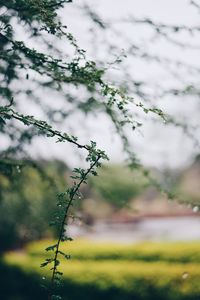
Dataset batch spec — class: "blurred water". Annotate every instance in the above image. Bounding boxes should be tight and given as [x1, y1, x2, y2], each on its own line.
[68, 217, 200, 243]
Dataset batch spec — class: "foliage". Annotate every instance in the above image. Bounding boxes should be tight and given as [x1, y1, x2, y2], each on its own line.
[0, 160, 67, 252]
[25, 239, 200, 264]
[0, 1, 116, 296]
[90, 164, 148, 208]
[3, 240, 200, 300]
[0, 0, 169, 296]
[175, 155, 200, 208]
[1, 0, 200, 298]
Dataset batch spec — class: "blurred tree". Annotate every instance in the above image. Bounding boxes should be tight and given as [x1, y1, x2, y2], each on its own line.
[176, 154, 200, 207]
[90, 165, 147, 209]
[0, 160, 68, 252]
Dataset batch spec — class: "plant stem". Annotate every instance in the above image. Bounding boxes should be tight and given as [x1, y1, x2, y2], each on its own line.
[48, 154, 101, 300]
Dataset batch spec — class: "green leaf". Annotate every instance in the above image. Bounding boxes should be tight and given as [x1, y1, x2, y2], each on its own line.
[45, 244, 57, 252]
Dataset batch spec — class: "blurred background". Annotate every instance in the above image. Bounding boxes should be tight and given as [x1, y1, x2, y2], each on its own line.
[1, 0, 200, 300]
[1, 157, 200, 300]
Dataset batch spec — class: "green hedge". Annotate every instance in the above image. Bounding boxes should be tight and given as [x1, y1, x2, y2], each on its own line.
[3, 240, 200, 300]
[26, 239, 200, 263]
[3, 255, 200, 300]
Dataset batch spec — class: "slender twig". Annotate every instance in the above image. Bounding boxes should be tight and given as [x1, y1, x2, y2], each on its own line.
[0, 108, 90, 150]
[48, 154, 101, 300]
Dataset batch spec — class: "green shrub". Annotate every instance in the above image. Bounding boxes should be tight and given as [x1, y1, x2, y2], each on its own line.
[4, 240, 200, 299]
[26, 239, 200, 264]
[4, 252, 200, 300]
